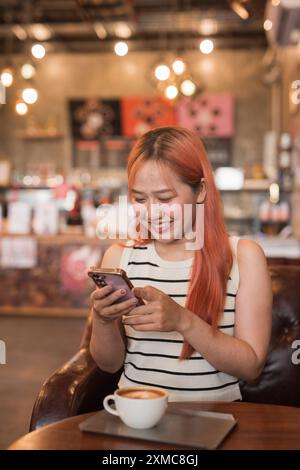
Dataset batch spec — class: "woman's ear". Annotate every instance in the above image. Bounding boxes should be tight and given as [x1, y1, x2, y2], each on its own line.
[196, 178, 207, 204]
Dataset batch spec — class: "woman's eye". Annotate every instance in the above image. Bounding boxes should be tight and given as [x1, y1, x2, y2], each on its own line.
[134, 199, 146, 203]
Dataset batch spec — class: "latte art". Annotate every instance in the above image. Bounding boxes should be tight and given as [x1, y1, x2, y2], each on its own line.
[119, 389, 164, 399]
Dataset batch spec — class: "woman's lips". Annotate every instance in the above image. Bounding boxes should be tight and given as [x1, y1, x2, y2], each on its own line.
[149, 220, 174, 233]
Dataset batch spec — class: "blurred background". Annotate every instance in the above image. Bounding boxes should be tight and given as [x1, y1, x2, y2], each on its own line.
[1, 0, 300, 449]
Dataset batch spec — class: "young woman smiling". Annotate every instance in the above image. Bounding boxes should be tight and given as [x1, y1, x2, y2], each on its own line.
[89, 126, 272, 402]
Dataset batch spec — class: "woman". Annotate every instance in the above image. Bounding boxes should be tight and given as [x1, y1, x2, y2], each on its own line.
[90, 126, 272, 402]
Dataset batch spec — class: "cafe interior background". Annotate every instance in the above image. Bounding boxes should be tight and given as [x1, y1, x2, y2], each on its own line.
[1, 0, 300, 449]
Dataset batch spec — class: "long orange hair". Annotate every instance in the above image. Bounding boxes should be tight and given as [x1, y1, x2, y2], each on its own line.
[126, 126, 233, 359]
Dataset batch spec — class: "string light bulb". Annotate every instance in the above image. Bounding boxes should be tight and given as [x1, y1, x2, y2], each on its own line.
[21, 63, 36, 80]
[114, 41, 128, 56]
[1, 68, 14, 87]
[154, 64, 170, 81]
[22, 87, 38, 104]
[15, 99, 28, 115]
[31, 43, 46, 59]
[165, 85, 178, 100]
[199, 39, 214, 54]
[172, 59, 186, 75]
[180, 79, 196, 96]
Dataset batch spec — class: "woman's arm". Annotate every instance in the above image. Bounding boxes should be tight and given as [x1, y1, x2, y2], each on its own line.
[89, 243, 127, 374]
[125, 240, 273, 382]
[178, 239, 273, 381]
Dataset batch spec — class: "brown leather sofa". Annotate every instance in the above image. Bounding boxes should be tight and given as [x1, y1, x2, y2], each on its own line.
[30, 260, 300, 431]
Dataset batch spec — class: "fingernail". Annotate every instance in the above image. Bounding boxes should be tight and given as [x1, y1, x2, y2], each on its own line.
[121, 289, 127, 294]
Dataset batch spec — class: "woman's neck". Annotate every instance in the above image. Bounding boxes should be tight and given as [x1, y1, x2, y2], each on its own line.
[153, 238, 194, 262]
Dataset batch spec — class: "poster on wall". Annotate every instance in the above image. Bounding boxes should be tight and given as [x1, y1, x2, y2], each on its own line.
[176, 95, 234, 168]
[176, 95, 235, 138]
[121, 97, 176, 137]
[69, 98, 121, 141]
[69, 98, 122, 167]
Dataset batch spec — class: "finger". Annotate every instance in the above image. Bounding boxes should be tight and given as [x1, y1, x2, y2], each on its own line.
[107, 306, 134, 320]
[132, 285, 162, 302]
[91, 284, 113, 301]
[122, 314, 156, 326]
[102, 297, 139, 317]
[124, 304, 153, 317]
[132, 323, 158, 331]
[100, 288, 130, 307]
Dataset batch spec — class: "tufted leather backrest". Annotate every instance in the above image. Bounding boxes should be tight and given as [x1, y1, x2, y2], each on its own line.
[240, 264, 300, 406]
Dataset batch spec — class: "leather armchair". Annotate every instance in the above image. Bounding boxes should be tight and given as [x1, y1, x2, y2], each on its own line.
[30, 262, 300, 431]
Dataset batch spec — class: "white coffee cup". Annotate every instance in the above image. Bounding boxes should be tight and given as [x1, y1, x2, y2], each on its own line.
[103, 386, 169, 429]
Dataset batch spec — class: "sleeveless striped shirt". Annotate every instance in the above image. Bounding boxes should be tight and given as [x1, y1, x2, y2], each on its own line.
[118, 236, 242, 402]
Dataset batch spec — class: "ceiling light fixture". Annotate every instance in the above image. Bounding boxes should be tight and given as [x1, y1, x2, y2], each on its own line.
[198, 19, 218, 35]
[31, 43, 46, 59]
[199, 39, 214, 54]
[12, 25, 27, 41]
[114, 41, 129, 56]
[29, 24, 52, 41]
[114, 22, 132, 39]
[165, 85, 178, 100]
[21, 63, 36, 80]
[0, 67, 14, 87]
[22, 87, 38, 104]
[180, 79, 197, 96]
[155, 64, 171, 81]
[230, 1, 250, 20]
[264, 19, 273, 32]
[15, 99, 28, 115]
[172, 59, 186, 75]
[94, 22, 107, 39]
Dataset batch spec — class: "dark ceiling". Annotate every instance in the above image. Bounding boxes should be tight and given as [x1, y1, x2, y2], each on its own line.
[0, 0, 268, 54]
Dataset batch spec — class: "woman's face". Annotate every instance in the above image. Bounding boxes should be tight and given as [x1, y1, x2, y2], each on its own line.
[131, 160, 203, 243]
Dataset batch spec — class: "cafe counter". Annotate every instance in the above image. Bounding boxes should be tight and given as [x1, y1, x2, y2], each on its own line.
[0, 231, 112, 317]
[0, 230, 299, 318]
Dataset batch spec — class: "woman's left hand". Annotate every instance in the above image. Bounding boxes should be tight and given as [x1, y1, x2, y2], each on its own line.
[122, 285, 191, 333]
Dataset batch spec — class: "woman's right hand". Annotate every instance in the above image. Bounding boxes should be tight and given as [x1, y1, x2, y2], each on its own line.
[90, 284, 139, 323]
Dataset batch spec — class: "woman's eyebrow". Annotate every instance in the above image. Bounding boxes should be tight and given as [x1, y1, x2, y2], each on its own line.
[132, 188, 175, 195]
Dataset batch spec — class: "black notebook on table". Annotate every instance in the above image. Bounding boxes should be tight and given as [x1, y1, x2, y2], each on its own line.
[79, 407, 237, 450]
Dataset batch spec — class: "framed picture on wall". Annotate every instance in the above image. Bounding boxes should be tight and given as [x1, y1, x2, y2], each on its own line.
[69, 98, 122, 167]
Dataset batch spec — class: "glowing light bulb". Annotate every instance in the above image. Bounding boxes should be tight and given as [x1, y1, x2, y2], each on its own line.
[154, 64, 170, 81]
[172, 59, 186, 75]
[21, 63, 36, 80]
[22, 87, 38, 104]
[199, 39, 214, 54]
[15, 100, 28, 115]
[31, 43, 46, 59]
[165, 85, 178, 100]
[180, 79, 196, 96]
[114, 41, 128, 56]
[1, 68, 14, 87]
[264, 19, 273, 31]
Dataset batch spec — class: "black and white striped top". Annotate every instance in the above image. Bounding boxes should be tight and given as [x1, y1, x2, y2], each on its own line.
[118, 236, 242, 402]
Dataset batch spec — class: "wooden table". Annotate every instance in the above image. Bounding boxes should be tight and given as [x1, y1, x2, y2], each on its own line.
[8, 401, 300, 450]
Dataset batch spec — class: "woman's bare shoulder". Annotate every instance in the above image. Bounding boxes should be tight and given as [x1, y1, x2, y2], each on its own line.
[236, 239, 269, 280]
[237, 239, 266, 262]
[100, 241, 133, 268]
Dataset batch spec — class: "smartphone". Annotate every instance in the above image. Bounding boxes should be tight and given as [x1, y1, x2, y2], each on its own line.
[88, 267, 145, 306]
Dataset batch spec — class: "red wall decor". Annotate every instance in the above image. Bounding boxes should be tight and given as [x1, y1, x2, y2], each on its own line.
[121, 97, 176, 137]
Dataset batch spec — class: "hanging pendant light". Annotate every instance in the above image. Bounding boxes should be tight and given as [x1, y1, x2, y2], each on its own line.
[1, 67, 14, 87]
